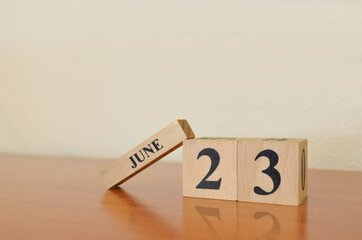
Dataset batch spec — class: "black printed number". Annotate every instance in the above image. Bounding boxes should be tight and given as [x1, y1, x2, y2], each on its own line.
[196, 148, 222, 190]
[254, 149, 281, 195]
[301, 149, 306, 191]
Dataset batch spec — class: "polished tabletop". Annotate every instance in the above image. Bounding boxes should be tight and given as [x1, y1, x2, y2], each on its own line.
[0, 154, 361, 240]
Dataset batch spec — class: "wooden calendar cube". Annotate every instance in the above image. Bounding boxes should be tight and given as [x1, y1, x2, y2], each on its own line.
[183, 138, 238, 200]
[237, 138, 308, 206]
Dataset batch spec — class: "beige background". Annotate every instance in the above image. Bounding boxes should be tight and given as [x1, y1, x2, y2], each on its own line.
[0, 1, 361, 170]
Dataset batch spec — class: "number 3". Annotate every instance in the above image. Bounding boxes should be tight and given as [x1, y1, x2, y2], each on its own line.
[254, 149, 281, 195]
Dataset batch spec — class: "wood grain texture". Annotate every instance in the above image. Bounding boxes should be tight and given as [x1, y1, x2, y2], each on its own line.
[100, 119, 194, 188]
[0, 154, 361, 240]
[183, 138, 238, 200]
[238, 138, 308, 205]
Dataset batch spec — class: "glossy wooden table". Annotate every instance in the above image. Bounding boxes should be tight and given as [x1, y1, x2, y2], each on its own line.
[0, 154, 361, 240]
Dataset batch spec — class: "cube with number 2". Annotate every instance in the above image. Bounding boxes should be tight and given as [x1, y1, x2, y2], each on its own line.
[183, 138, 238, 201]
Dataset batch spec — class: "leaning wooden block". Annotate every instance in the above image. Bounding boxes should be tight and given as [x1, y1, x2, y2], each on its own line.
[183, 138, 238, 201]
[237, 138, 308, 206]
[100, 119, 195, 188]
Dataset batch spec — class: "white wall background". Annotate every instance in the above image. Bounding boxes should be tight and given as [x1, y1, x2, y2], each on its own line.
[0, 0, 361, 170]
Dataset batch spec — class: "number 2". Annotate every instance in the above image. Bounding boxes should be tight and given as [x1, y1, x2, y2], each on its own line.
[254, 149, 281, 195]
[196, 148, 222, 190]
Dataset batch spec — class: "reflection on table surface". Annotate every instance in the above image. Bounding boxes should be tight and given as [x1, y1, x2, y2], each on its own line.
[103, 188, 307, 240]
[183, 197, 306, 240]
[102, 189, 180, 240]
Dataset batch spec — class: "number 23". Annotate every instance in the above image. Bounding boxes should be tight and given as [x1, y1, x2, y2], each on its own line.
[195, 148, 281, 195]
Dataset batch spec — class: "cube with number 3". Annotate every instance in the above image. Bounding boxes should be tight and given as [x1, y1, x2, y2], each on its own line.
[237, 138, 307, 205]
[183, 138, 238, 201]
